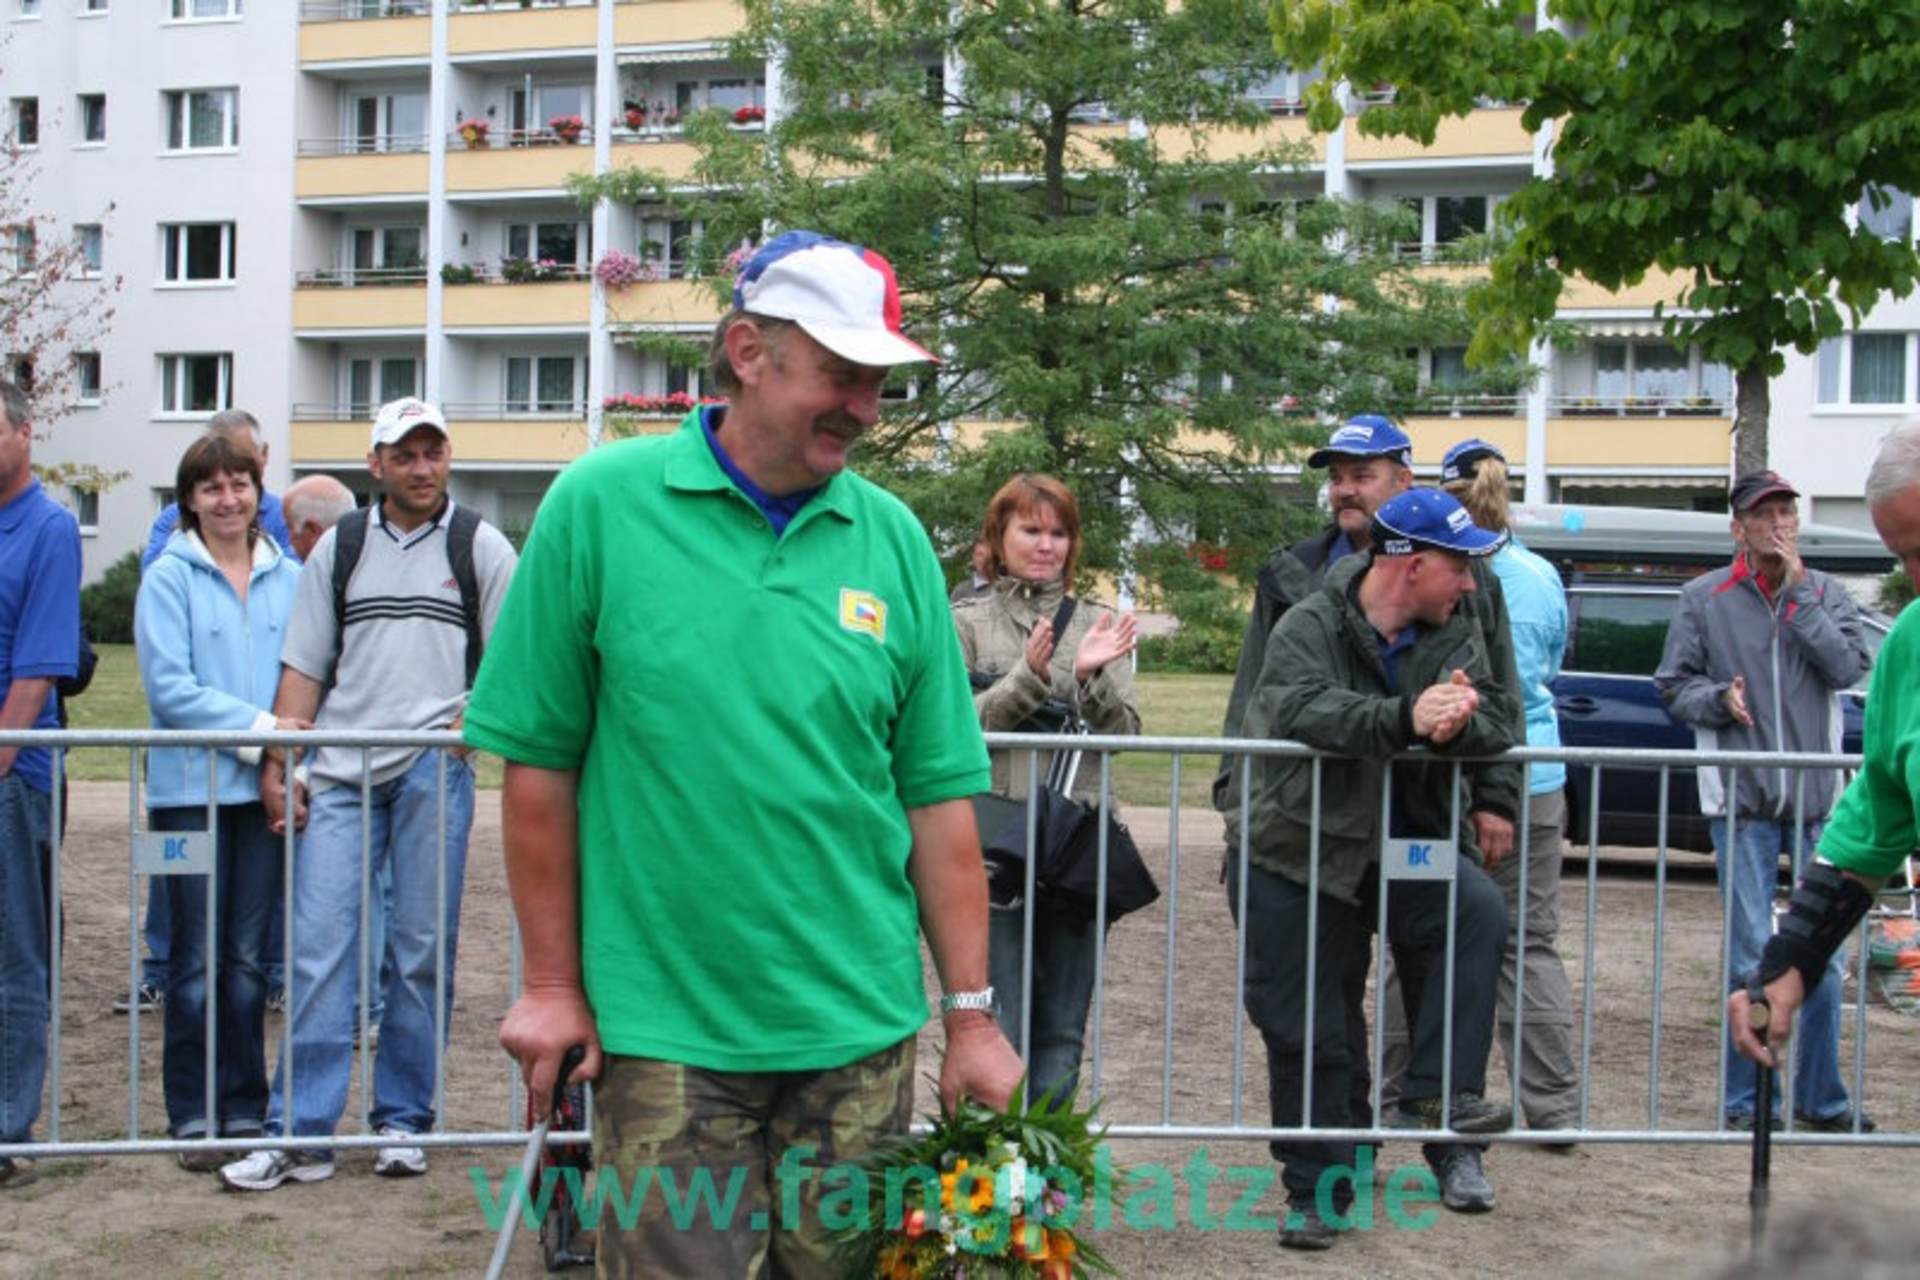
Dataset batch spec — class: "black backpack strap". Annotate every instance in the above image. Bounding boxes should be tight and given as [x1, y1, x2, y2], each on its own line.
[446, 504, 484, 689]
[330, 506, 372, 647]
[1050, 594, 1077, 641]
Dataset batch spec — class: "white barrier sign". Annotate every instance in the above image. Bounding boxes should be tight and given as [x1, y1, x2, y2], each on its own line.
[133, 831, 214, 876]
[1383, 837, 1457, 881]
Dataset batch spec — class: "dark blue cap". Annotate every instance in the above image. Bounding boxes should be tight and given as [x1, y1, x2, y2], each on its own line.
[1440, 438, 1505, 484]
[1307, 414, 1413, 469]
[1371, 488, 1506, 558]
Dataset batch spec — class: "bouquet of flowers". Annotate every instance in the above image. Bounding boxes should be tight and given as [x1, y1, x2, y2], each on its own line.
[457, 118, 490, 148]
[835, 1086, 1114, 1280]
[602, 390, 710, 415]
[548, 113, 586, 144]
[594, 249, 660, 289]
[732, 104, 767, 125]
[623, 101, 647, 130]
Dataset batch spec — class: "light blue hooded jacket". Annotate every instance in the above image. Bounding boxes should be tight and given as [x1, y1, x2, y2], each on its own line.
[134, 530, 302, 809]
[1492, 537, 1568, 795]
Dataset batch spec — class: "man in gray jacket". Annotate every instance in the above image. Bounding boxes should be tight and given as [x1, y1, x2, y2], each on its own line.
[1654, 469, 1873, 1132]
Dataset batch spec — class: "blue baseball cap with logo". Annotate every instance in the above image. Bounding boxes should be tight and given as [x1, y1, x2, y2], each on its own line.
[1440, 437, 1505, 484]
[1307, 414, 1414, 469]
[1370, 487, 1506, 558]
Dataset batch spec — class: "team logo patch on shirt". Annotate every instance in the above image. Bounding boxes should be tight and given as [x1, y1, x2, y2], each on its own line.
[839, 588, 888, 642]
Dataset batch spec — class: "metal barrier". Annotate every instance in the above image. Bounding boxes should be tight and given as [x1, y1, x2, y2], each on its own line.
[1, 727, 1914, 1165]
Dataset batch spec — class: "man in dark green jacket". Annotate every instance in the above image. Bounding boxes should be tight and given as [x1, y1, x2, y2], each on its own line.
[1229, 488, 1517, 1250]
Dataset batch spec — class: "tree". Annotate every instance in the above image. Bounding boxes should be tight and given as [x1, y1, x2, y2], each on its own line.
[578, 0, 1499, 621]
[2, 59, 122, 486]
[1275, 0, 1920, 472]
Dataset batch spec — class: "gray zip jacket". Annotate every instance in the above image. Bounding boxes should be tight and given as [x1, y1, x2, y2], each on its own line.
[1653, 555, 1870, 820]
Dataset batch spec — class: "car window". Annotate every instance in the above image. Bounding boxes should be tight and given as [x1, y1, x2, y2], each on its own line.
[1568, 592, 1674, 676]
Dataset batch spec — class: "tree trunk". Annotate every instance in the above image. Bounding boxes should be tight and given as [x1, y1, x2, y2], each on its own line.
[1732, 360, 1770, 475]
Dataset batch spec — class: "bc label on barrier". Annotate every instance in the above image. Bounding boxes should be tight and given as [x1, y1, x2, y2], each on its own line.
[132, 831, 215, 876]
[1383, 838, 1458, 881]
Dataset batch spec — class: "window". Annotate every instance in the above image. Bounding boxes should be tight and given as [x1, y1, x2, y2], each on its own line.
[637, 216, 704, 278]
[509, 84, 591, 137]
[164, 88, 239, 151]
[16, 0, 42, 17]
[71, 489, 98, 536]
[348, 225, 424, 279]
[6, 224, 36, 275]
[1859, 186, 1913, 243]
[347, 357, 419, 414]
[85, 0, 109, 11]
[7, 353, 33, 392]
[1433, 195, 1488, 245]
[1815, 332, 1915, 407]
[74, 224, 102, 276]
[79, 94, 105, 144]
[161, 222, 236, 283]
[505, 356, 580, 412]
[504, 221, 586, 269]
[74, 352, 101, 403]
[669, 75, 765, 116]
[158, 353, 232, 416]
[1430, 346, 1470, 390]
[1592, 341, 1692, 401]
[1568, 593, 1673, 677]
[12, 97, 37, 147]
[349, 91, 427, 153]
[169, 0, 242, 19]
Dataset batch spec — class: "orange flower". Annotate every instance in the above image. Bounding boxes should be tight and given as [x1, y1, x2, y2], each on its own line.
[1049, 1229, 1077, 1261]
[1039, 1260, 1073, 1280]
[878, 1244, 916, 1280]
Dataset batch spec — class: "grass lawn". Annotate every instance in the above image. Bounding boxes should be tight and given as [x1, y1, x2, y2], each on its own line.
[65, 646, 1231, 807]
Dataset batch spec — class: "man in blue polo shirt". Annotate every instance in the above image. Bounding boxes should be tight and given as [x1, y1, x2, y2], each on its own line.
[0, 379, 82, 1190]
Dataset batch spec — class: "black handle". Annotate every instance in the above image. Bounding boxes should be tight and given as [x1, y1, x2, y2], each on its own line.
[552, 1044, 588, 1118]
[1557, 695, 1599, 715]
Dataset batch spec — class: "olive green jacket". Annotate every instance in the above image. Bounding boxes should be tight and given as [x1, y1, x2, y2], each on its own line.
[1240, 555, 1521, 905]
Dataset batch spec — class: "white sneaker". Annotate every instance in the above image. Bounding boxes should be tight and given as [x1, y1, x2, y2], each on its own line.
[218, 1148, 334, 1192]
[374, 1127, 427, 1178]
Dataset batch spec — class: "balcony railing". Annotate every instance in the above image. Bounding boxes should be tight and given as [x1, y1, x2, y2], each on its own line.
[441, 261, 592, 284]
[1409, 392, 1526, 417]
[300, 0, 428, 18]
[454, 0, 596, 9]
[295, 267, 428, 287]
[1549, 394, 1731, 417]
[450, 124, 595, 149]
[298, 135, 431, 156]
[440, 400, 589, 419]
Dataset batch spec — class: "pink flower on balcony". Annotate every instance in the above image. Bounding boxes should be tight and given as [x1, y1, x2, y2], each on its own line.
[732, 104, 766, 125]
[548, 114, 586, 144]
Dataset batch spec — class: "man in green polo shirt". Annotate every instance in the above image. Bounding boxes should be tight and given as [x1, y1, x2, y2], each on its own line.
[464, 231, 1022, 1276]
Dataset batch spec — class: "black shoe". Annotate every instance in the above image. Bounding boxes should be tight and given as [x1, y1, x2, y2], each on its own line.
[113, 982, 164, 1015]
[1396, 1093, 1513, 1135]
[1280, 1204, 1339, 1250]
[0, 1157, 36, 1191]
[1431, 1147, 1496, 1213]
[1726, 1111, 1783, 1133]
[1794, 1108, 1877, 1133]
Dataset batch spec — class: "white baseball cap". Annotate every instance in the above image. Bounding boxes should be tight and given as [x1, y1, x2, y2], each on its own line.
[370, 397, 449, 449]
[732, 231, 937, 367]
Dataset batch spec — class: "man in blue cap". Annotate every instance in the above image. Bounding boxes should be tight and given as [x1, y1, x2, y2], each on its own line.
[1230, 487, 1518, 1249]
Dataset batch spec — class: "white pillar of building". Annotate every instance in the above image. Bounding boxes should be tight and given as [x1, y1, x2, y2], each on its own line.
[587, 0, 618, 447]
[424, 0, 452, 404]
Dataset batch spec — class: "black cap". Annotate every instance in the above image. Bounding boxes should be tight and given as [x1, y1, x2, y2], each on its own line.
[1728, 470, 1800, 514]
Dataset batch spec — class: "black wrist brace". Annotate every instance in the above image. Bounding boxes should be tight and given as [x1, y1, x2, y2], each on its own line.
[1755, 859, 1874, 995]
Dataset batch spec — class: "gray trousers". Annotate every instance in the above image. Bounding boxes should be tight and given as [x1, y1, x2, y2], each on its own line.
[1380, 789, 1578, 1127]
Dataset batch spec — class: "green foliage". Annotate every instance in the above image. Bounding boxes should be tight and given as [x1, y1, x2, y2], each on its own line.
[79, 549, 140, 645]
[1880, 568, 1915, 616]
[1276, 0, 1920, 471]
[576, 0, 1491, 614]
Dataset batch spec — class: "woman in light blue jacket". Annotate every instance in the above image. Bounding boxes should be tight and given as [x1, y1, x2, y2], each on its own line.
[134, 432, 305, 1169]
[1441, 439, 1580, 1136]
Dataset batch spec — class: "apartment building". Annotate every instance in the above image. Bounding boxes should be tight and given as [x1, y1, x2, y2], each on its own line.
[12, 0, 1898, 580]
[5, 0, 297, 581]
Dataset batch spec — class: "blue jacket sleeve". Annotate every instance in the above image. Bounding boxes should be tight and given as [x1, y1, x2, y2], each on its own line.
[260, 491, 297, 561]
[141, 505, 180, 574]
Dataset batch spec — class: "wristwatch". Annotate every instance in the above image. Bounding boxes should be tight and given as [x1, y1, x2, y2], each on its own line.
[939, 987, 995, 1015]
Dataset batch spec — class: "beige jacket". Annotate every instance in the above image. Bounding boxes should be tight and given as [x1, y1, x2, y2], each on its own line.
[951, 576, 1142, 801]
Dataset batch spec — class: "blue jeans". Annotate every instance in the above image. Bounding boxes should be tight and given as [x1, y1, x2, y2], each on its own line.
[152, 804, 280, 1138]
[149, 880, 290, 994]
[268, 750, 474, 1140]
[0, 774, 51, 1143]
[1712, 816, 1852, 1121]
[988, 901, 1101, 1102]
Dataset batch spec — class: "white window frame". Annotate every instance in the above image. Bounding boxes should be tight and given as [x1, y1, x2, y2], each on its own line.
[11, 97, 37, 148]
[503, 354, 584, 415]
[83, 0, 109, 13]
[344, 355, 421, 414]
[74, 351, 102, 404]
[157, 352, 234, 418]
[5, 223, 36, 276]
[75, 224, 103, 277]
[345, 224, 426, 280]
[168, 0, 241, 22]
[503, 220, 588, 271]
[1815, 332, 1918, 412]
[159, 221, 237, 286]
[15, 0, 43, 19]
[163, 87, 239, 153]
[71, 488, 98, 536]
[78, 93, 106, 145]
[346, 89, 428, 154]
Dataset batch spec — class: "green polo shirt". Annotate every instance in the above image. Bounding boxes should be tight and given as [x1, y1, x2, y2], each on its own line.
[463, 411, 989, 1071]
[1819, 599, 1920, 882]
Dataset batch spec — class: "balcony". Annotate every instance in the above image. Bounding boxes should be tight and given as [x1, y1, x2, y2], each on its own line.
[293, 269, 428, 330]
[1558, 267, 1692, 311]
[614, 0, 746, 46]
[1149, 112, 1324, 165]
[449, 0, 596, 56]
[296, 137, 430, 200]
[292, 403, 589, 466]
[444, 277, 593, 328]
[298, 2, 430, 63]
[1402, 414, 1530, 467]
[447, 128, 597, 193]
[605, 277, 725, 327]
[1345, 105, 1532, 163]
[1546, 398, 1731, 468]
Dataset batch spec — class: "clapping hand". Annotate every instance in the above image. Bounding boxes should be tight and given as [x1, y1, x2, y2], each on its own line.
[1074, 612, 1138, 682]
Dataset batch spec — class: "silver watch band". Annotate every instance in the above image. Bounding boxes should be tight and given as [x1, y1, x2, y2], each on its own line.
[939, 987, 995, 1014]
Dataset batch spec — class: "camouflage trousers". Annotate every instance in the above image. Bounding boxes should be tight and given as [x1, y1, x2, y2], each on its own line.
[591, 1037, 914, 1279]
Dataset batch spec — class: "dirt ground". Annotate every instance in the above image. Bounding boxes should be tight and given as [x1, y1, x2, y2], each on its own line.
[2, 782, 1916, 1279]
